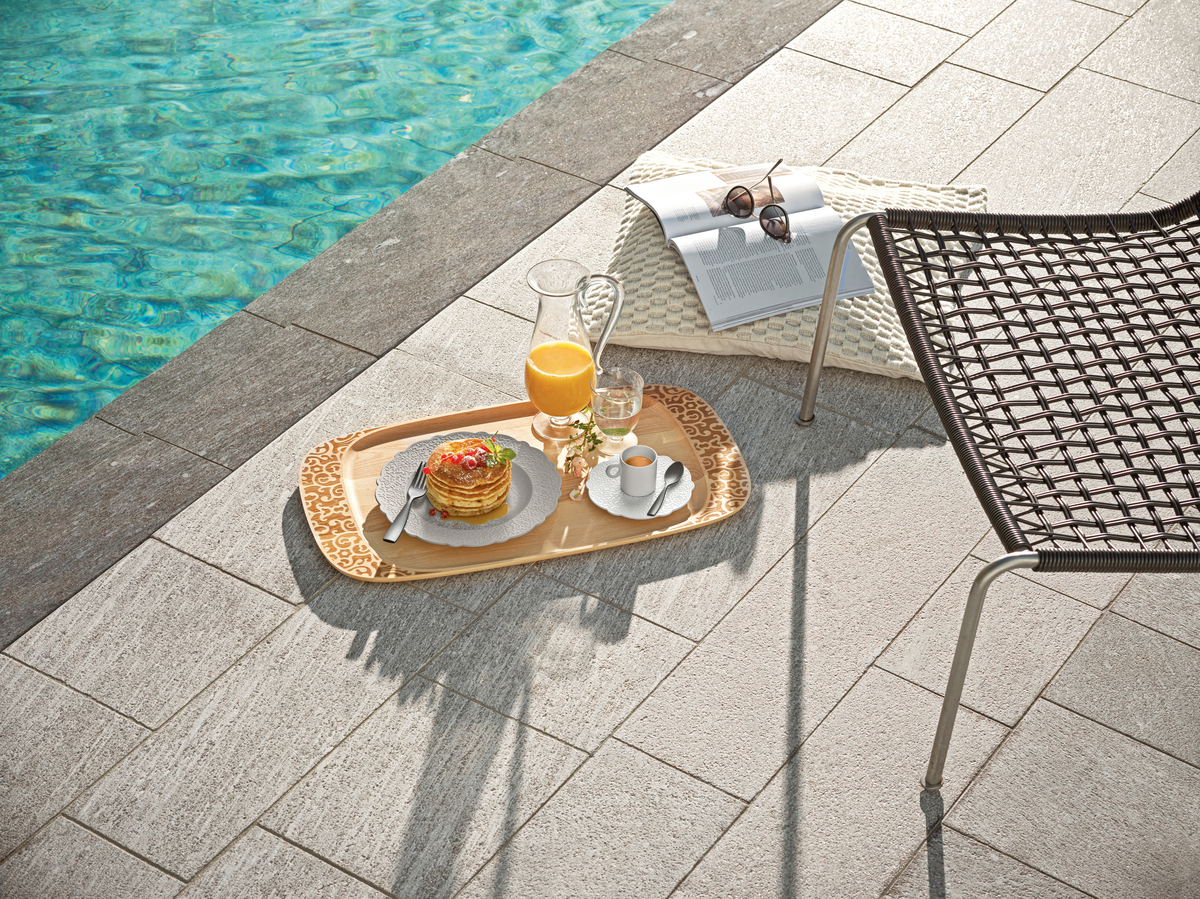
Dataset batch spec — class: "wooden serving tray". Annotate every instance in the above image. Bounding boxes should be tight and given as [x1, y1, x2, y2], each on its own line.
[299, 385, 750, 581]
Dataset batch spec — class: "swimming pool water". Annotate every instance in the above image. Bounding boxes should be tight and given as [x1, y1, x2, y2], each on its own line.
[0, 0, 671, 477]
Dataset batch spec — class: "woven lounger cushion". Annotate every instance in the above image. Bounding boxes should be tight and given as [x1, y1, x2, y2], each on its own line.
[581, 150, 987, 381]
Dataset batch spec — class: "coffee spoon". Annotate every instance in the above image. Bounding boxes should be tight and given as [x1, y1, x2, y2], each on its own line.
[647, 461, 685, 516]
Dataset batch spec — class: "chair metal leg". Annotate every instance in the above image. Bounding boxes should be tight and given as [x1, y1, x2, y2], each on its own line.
[796, 212, 878, 427]
[922, 551, 1039, 791]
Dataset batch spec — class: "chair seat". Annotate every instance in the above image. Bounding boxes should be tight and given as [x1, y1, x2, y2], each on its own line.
[868, 196, 1200, 574]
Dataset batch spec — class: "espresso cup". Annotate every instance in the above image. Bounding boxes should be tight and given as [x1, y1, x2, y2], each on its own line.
[605, 445, 658, 496]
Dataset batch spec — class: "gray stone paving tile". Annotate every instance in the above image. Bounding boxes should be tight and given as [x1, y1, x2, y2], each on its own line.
[97, 312, 373, 471]
[176, 826, 387, 899]
[609, 160, 636, 190]
[854, 0, 1013, 35]
[1084, 0, 1148, 13]
[7, 540, 290, 729]
[972, 530, 1133, 609]
[1121, 191, 1173, 212]
[1112, 571, 1200, 648]
[949, 0, 1123, 91]
[672, 668, 1006, 899]
[913, 404, 947, 438]
[7, 8, 1190, 897]
[617, 434, 991, 799]
[828, 64, 1041, 185]
[456, 739, 743, 899]
[465, 187, 627, 321]
[788, 1, 966, 87]
[400, 298, 530, 402]
[478, 51, 728, 186]
[882, 827, 1091, 899]
[0, 656, 146, 860]
[1046, 612, 1200, 767]
[0, 419, 227, 649]
[657, 50, 907, 167]
[429, 572, 692, 751]
[248, 147, 599, 356]
[612, 0, 842, 83]
[958, 68, 1200, 212]
[412, 565, 531, 614]
[951, 699, 1200, 899]
[541, 378, 897, 642]
[742, 357, 933, 435]
[155, 351, 512, 606]
[0, 817, 182, 899]
[1085, 0, 1200, 103]
[877, 556, 1099, 726]
[1142, 127, 1200, 202]
[263, 677, 585, 899]
[68, 581, 472, 879]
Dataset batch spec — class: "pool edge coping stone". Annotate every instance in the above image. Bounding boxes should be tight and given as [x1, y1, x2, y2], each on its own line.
[0, 419, 230, 647]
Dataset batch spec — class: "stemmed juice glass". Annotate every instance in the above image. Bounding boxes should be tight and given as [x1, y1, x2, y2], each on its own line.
[524, 259, 624, 441]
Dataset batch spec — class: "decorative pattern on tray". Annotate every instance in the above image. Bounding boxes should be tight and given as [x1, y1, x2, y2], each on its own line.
[657, 385, 747, 526]
[299, 385, 750, 582]
[301, 428, 420, 580]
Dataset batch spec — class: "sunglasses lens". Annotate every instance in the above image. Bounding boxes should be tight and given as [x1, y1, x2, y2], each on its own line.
[760, 206, 789, 240]
[725, 187, 754, 218]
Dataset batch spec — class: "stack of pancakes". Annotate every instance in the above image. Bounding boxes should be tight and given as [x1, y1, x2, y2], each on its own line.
[425, 438, 512, 517]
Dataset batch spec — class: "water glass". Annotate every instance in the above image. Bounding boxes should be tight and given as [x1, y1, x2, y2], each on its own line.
[590, 366, 643, 453]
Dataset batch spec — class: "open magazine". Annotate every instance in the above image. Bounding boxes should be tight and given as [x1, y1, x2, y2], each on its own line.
[625, 163, 874, 331]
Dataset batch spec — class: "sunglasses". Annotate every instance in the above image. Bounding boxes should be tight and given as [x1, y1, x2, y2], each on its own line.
[722, 158, 791, 243]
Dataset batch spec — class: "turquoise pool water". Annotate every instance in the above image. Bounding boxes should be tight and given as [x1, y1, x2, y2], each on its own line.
[0, 0, 670, 477]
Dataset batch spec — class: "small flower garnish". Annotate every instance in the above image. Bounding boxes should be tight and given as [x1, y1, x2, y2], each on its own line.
[561, 407, 604, 500]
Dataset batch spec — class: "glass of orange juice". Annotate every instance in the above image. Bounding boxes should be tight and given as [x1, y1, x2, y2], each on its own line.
[524, 260, 624, 441]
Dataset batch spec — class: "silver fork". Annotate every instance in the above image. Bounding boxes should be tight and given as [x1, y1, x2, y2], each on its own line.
[383, 467, 428, 543]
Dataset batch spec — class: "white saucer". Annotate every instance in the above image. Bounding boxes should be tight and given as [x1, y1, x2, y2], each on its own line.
[587, 453, 695, 520]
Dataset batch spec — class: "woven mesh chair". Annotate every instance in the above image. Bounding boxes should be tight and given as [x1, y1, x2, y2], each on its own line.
[797, 193, 1200, 791]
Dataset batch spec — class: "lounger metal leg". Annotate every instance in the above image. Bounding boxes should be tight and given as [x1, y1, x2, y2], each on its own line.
[923, 551, 1039, 791]
[796, 212, 877, 427]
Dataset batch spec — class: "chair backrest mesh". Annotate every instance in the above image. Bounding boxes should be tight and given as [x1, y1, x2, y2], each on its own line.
[869, 194, 1200, 562]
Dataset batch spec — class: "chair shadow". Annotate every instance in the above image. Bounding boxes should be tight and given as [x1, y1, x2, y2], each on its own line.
[782, 478, 809, 899]
[921, 790, 947, 899]
[778, 421, 945, 898]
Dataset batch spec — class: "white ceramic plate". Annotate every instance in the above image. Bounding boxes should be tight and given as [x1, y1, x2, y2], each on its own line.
[587, 453, 695, 520]
[376, 431, 561, 547]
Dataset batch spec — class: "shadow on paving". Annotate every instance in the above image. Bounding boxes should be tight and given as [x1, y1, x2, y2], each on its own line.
[920, 790, 947, 899]
[287, 540, 625, 896]
[778, 460, 945, 899]
[278, 380, 954, 898]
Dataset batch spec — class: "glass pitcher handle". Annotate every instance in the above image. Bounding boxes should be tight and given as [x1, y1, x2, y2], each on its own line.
[582, 272, 624, 374]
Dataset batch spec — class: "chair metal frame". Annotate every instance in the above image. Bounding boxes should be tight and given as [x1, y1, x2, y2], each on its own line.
[797, 195, 1200, 791]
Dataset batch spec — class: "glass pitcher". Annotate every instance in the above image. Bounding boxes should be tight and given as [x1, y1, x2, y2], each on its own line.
[523, 259, 625, 440]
